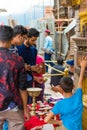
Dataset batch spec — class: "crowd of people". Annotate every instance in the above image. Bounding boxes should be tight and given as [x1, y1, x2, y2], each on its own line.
[0, 24, 86, 130]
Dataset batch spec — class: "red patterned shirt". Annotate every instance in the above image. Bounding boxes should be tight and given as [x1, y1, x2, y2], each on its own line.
[0, 48, 27, 110]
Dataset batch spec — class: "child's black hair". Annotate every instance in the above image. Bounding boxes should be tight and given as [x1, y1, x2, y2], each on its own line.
[0, 25, 13, 42]
[60, 77, 74, 92]
[57, 56, 64, 65]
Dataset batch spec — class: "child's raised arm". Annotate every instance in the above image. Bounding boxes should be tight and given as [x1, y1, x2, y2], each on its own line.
[78, 56, 87, 88]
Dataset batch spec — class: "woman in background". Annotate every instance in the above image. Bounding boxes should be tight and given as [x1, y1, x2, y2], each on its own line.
[33, 55, 46, 102]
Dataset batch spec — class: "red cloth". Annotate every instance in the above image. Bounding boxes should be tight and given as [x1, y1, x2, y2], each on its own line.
[24, 116, 46, 130]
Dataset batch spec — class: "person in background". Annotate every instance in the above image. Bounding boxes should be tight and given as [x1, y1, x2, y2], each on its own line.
[43, 29, 54, 72]
[50, 56, 65, 92]
[66, 59, 74, 81]
[0, 25, 30, 130]
[33, 54, 46, 102]
[44, 56, 87, 130]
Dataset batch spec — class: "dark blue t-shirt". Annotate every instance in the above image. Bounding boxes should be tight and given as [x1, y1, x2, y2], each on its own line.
[17, 44, 37, 86]
[17, 44, 37, 65]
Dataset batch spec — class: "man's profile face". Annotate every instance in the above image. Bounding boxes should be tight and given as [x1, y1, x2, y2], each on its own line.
[13, 34, 23, 46]
[28, 36, 37, 46]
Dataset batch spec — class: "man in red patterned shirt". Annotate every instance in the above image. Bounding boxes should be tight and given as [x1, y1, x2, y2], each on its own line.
[0, 25, 30, 130]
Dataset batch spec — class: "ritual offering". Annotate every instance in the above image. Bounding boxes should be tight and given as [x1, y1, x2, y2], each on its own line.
[27, 88, 42, 116]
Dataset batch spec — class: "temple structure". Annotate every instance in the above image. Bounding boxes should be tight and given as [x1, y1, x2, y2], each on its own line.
[71, 0, 87, 130]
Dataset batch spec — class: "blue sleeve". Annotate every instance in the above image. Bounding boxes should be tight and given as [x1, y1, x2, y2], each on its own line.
[44, 38, 49, 48]
[51, 101, 61, 115]
[75, 88, 82, 99]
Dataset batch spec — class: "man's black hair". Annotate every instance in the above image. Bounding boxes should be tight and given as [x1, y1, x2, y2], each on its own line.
[0, 25, 13, 42]
[22, 27, 28, 35]
[13, 25, 27, 37]
[57, 56, 64, 65]
[60, 77, 74, 92]
[27, 28, 39, 38]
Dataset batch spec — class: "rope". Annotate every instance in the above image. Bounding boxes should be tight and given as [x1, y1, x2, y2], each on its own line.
[45, 60, 57, 63]
[45, 63, 64, 74]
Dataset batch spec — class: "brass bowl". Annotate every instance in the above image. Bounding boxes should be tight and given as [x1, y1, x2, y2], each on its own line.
[27, 88, 42, 97]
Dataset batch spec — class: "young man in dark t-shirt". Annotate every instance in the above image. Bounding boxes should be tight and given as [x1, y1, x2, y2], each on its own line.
[17, 28, 41, 103]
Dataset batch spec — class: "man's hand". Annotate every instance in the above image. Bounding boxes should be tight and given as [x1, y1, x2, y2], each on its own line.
[25, 64, 31, 71]
[24, 108, 31, 121]
[51, 86, 59, 92]
[31, 65, 41, 73]
[34, 76, 44, 84]
[19, 90, 30, 121]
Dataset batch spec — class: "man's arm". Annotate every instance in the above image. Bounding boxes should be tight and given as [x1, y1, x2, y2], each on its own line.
[19, 89, 30, 121]
[18, 58, 30, 120]
[78, 56, 87, 88]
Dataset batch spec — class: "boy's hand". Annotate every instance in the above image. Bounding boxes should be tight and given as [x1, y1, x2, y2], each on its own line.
[80, 56, 87, 68]
[78, 56, 87, 88]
